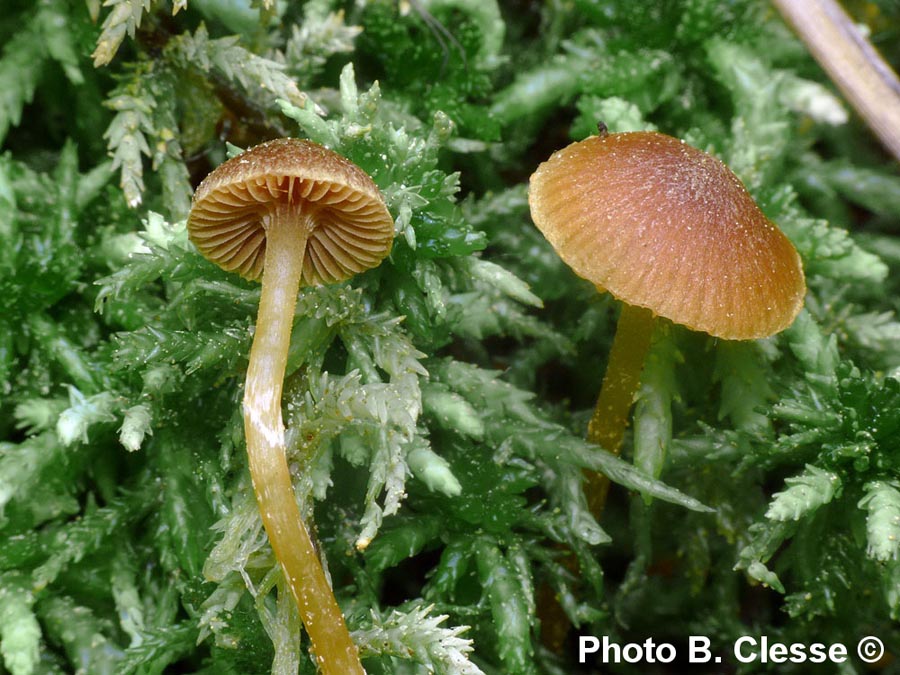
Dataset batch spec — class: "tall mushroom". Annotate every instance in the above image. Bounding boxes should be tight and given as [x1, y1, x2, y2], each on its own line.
[188, 138, 394, 674]
[528, 129, 805, 515]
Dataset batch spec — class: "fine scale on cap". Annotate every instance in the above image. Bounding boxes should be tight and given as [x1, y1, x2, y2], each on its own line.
[528, 128, 806, 515]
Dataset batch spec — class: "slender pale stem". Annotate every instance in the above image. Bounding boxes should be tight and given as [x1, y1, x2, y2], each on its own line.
[773, 0, 900, 162]
[538, 304, 655, 650]
[585, 303, 656, 517]
[244, 204, 365, 675]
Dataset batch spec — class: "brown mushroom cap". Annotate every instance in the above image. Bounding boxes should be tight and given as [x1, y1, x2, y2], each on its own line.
[188, 138, 394, 284]
[528, 131, 806, 339]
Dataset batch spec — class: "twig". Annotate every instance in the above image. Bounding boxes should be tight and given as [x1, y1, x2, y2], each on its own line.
[773, 0, 900, 161]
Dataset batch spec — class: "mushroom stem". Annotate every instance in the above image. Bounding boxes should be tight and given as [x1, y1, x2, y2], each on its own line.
[244, 204, 364, 675]
[585, 302, 655, 517]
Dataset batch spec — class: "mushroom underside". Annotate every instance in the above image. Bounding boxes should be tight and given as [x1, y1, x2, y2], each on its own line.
[189, 175, 394, 283]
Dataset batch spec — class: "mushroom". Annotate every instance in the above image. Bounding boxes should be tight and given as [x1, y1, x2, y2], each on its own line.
[188, 138, 394, 674]
[528, 129, 805, 514]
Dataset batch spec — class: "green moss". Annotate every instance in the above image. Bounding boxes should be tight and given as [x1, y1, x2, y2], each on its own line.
[2, 0, 900, 673]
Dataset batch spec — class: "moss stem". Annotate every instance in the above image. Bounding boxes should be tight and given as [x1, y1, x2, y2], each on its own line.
[585, 302, 656, 517]
[244, 204, 364, 674]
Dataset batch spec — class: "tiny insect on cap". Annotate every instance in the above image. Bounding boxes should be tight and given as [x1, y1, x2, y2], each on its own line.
[528, 131, 806, 340]
[188, 138, 395, 284]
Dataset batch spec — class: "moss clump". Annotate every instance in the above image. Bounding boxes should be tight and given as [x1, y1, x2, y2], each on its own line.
[2, 1, 900, 673]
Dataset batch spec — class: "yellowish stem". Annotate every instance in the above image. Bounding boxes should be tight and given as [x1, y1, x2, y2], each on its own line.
[244, 204, 365, 674]
[585, 303, 655, 517]
[539, 304, 655, 649]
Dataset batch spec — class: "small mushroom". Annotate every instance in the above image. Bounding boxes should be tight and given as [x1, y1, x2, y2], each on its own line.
[528, 130, 805, 514]
[188, 138, 394, 674]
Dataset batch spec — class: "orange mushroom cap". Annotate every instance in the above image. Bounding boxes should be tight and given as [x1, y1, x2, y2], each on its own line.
[528, 131, 806, 340]
[188, 138, 394, 284]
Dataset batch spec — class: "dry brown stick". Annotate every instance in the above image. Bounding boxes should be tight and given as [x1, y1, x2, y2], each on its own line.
[773, 0, 900, 161]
